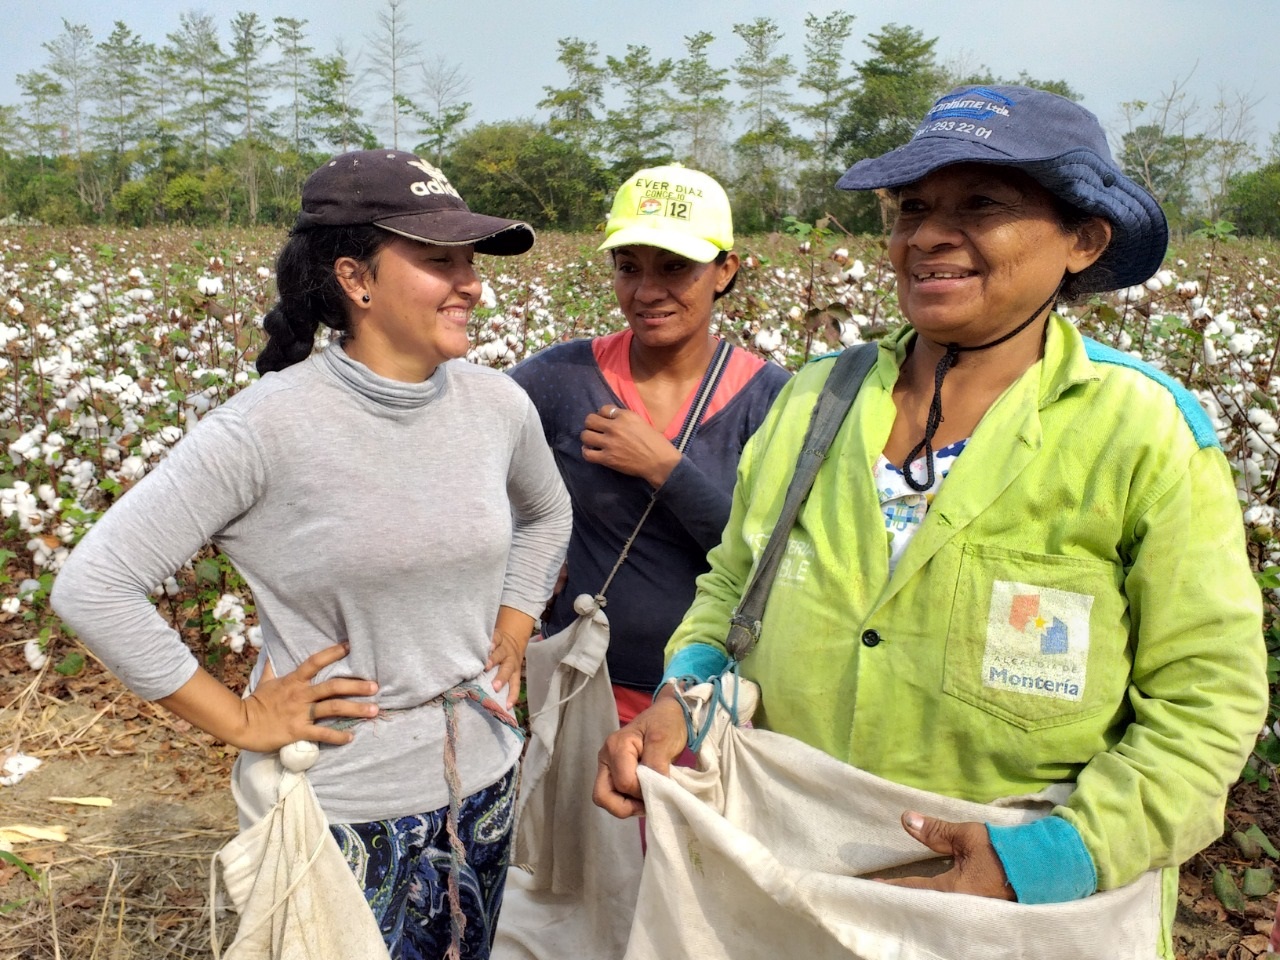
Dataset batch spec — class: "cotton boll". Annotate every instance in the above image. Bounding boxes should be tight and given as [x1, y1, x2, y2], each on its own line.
[197, 276, 223, 296]
[1, 597, 20, 615]
[844, 260, 867, 282]
[247, 625, 263, 648]
[1247, 408, 1278, 436]
[754, 328, 783, 353]
[0, 753, 41, 786]
[117, 455, 147, 481]
[23, 640, 47, 671]
[1228, 333, 1254, 357]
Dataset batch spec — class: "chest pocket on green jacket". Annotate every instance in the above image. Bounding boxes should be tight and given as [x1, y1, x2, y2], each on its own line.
[942, 543, 1129, 731]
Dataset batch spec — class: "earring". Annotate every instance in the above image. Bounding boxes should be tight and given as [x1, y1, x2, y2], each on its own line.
[361, 294, 370, 303]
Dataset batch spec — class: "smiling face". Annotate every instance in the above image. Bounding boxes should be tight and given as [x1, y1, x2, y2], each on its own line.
[888, 163, 1110, 346]
[611, 245, 738, 351]
[337, 237, 481, 382]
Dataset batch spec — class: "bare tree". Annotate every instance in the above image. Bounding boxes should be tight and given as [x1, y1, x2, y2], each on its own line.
[364, 0, 423, 148]
[1198, 84, 1261, 221]
[1118, 71, 1207, 224]
[416, 56, 471, 165]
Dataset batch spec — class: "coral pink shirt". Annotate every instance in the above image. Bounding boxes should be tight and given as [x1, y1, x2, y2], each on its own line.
[591, 329, 766, 439]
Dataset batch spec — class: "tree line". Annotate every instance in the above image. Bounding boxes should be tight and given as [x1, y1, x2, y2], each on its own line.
[3, 3, 1278, 237]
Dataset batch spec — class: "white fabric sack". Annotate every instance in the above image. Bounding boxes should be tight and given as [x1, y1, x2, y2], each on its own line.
[627, 677, 1163, 960]
[493, 595, 643, 960]
[211, 742, 390, 960]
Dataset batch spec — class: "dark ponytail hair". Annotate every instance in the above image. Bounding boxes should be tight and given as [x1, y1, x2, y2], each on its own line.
[256, 225, 390, 374]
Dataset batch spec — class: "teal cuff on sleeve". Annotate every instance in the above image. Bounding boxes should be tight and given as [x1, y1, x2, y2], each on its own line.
[986, 816, 1097, 904]
[656, 643, 729, 698]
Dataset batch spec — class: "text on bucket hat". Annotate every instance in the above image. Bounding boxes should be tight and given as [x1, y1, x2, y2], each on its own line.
[835, 85, 1168, 293]
[599, 164, 733, 263]
[293, 150, 534, 256]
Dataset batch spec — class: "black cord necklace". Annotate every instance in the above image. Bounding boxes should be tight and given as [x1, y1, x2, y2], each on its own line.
[901, 285, 1062, 492]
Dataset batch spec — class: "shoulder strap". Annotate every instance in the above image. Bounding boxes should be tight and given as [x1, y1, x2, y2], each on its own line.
[596, 338, 733, 602]
[724, 342, 879, 662]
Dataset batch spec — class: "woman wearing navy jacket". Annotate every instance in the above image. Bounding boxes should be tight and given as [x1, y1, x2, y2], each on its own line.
[511, 164, 790, 726]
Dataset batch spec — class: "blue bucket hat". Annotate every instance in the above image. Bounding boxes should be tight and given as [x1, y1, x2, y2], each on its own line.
[836, 85, 1168, 294]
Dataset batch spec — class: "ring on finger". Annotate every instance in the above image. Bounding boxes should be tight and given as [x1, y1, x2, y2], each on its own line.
[607, 406, 620, 419]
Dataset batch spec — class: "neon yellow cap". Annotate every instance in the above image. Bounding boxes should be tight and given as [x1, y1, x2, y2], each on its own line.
[598, 164, 733, 263]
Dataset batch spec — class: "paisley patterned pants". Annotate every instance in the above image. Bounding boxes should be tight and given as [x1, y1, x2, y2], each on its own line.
[330, 766, 517, 960]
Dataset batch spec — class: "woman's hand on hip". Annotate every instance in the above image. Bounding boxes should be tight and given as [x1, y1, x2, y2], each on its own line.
[876, 811, 1016, 900]
[240, 643, 379, 750]
[158, 643, 378, 752]
[593, 692, 688, 818]
[486, 606, 536, 708]
[580, 405, 682, 488]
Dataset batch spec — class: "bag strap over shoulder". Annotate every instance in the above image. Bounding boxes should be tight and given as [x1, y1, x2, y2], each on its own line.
[724, 342, 879, 662]
[596, 338, 734, 603]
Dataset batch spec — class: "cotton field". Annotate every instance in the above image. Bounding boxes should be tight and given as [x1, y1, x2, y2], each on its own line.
[0, 227, 1276, 704]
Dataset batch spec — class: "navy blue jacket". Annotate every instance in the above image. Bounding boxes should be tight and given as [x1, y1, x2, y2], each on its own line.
[510, 339, 790, 690]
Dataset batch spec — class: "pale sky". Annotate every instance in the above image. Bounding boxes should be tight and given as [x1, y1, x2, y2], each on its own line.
[2, 0, 1277, 160]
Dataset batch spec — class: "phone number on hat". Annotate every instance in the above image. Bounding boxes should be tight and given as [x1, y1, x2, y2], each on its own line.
[919, 120, 994, 138]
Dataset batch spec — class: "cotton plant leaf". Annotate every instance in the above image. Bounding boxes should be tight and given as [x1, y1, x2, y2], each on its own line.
[1240, 866, 1274, 897]
[1212, 865, 1247, 913]
[1243, 823, 1280, 859]
[1233, 829, 1264, 859]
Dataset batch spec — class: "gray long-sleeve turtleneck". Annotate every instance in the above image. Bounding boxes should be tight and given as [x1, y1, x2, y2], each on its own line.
[52, 344, 572, 822]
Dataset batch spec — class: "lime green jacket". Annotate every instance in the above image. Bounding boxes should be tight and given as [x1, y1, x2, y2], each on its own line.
[668, 316, 1267, 894]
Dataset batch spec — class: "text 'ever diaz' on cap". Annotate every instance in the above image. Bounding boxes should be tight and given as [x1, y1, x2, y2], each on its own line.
[293, 150, 534, 257]
[599, 164, 733, 263]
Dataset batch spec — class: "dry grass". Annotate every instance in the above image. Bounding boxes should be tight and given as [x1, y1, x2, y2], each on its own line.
[1, 635, 239, 960]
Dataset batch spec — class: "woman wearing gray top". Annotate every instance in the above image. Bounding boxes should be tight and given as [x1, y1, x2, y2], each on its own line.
[51, 150, 572, 960]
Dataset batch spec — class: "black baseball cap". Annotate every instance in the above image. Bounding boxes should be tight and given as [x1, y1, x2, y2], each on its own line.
[293, 150, 535, 256]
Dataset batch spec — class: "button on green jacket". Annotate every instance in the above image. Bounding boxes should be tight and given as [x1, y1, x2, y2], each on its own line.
[668, 316, 1267, 906]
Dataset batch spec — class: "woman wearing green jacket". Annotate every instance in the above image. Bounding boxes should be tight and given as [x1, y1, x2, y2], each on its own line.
[594, 85, 1268, 952]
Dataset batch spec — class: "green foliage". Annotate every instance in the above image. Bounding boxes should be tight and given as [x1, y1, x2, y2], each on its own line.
[0, 851, 47, 915]
[1224, 160, 1280, 236]
[538, 37, 605, 149]
[602, 44, 676, 177]
[446, 121, 608, 230]
[668, 32, 731, 174]
[833, 24, 946, 233]
[0, 13, 1270, 236]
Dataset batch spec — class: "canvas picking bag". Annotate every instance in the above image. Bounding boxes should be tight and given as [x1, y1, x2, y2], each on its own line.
[494, 339, 734, 960]
[492, 594, 643, 960]
[211, 742, 391, 960]
[627, 677, 1164, 960]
